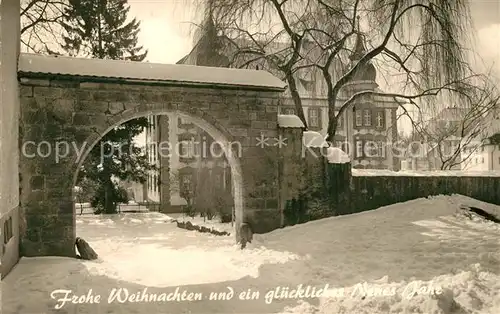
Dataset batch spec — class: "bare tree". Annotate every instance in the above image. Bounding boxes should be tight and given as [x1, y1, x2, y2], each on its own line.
[170, 166, 234, 223]
[73, 177, 98, 215]
[408, 76, 499, 170]
[194, 0, 483, 142]
[20, 0, 69, 52]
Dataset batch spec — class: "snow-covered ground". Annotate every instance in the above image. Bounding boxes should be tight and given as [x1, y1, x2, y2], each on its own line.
[74, 202, 150, 215]
[169, 213, 235, 234]
[2, 195, 499, 313]
[73, 212, 295, 287]
[353, 169, 500, 177]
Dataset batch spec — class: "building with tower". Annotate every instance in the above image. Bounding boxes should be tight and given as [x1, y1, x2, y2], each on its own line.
[144, 113, 232, 212]
[338, 31, 400, 169]
[144, 16, 401, 210]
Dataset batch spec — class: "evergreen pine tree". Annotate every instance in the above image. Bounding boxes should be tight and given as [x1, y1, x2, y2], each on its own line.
[61, 0, 153, 213]
[60, 0, 148, 60]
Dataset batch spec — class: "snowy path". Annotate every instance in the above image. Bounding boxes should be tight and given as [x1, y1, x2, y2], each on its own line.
[2, 195, 499, 313]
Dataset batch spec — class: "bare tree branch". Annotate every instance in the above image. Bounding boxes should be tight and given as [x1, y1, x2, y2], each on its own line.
[20, 0, 69, 53]
[407, 75, 500, 170]
[186, 0, 490, 158]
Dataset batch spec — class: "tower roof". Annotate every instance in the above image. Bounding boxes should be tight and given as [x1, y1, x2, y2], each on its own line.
[348, 20, 377, 83]
[349, 31, 367, 62]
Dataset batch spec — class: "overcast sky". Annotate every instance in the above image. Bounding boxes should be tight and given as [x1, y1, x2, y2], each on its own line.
[469, 0, 500, 77]
[127, 0, 498, 140]
[128, 0, 500, 75]
[128, 0, 195, 64]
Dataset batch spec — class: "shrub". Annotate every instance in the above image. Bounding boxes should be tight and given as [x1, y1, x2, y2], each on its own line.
[306, 197, 332, 221]
[183, 204, 197, 218]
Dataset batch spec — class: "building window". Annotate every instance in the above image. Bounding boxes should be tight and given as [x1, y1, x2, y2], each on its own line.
[280, 107, 295, 115]
[375, 111, 385, 128]
[363, 110, 372, 126]
[194, 141, 201, 158]
[180, 174, 192, 193]
[355, 110, 362, 127]
[179, 141, 192, 158]
[308, 108, 321, 128]
[336, 113, 343, 129]
[498, 156, 500, 164]
[339, 141, 349, 155]
[481, 157, 484, 164]
[378, 141, 385, 157]
[364, 141, 379, 157]
[356, 140, 363, 158]
[3, 217, 13, 245]
[149, 143, 157, 163]
[214, 173, 222, 188]
[211, 141, 223, 158]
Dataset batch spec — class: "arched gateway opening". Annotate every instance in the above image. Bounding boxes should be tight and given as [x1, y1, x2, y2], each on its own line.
[71, 110, 245, 230]
[18, 53, 286, 257]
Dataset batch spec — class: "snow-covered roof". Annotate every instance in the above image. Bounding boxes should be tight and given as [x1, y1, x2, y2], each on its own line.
[303, 131, 328, 147]
[326, 147, 350, 164]
[480, 112, 500, 140]
[463, 111, 500, 145]
[277, 114, 305, 128]
[18, 53, 287, 91]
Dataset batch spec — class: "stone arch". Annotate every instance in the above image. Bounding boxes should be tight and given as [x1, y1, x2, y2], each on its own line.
[71, 105, 244, 241]
[18, 76, 282, 257]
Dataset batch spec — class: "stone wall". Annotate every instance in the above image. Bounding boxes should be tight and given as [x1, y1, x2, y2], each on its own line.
[18, 76, 282, 256]
[276, 127, 351, 225]
[320, 162, 500, 217]
[277, 126, 305, 226]
[349, 175, 500, 214]
[0, 0, 21, 278]
[158, 114, 171, 212]
[280, 128, 500, 224]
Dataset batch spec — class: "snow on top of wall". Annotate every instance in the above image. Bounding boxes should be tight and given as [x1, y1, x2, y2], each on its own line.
[18, 53, 287, 91]
[303, 131, 328, 147]
[352, 169, 500, 177]
[277, 114, 305, 128]
[326, 147, 350, 164]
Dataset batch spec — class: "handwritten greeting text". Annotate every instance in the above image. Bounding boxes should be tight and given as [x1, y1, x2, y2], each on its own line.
[50, 281, 443, 309]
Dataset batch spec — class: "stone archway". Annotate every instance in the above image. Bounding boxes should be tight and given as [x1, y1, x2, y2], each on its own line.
[18, 53, 285, 257]
[71, 109, 245, 239]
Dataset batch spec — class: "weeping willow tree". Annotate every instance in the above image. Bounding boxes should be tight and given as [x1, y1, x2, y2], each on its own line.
[20, 0, 69, 53]
[191, 0, 483, 142]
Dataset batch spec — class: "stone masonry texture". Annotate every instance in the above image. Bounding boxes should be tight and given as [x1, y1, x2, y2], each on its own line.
[18, 77, 282, 257]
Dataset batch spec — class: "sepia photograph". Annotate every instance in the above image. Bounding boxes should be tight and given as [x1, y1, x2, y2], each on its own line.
[0, 0, 499, 313]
